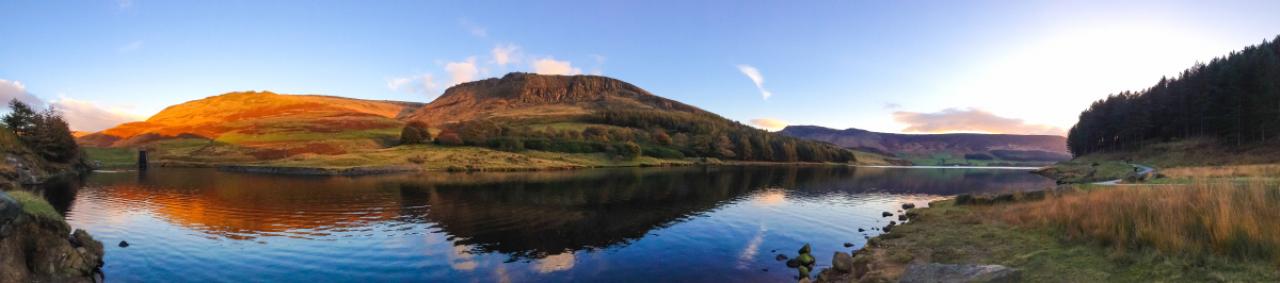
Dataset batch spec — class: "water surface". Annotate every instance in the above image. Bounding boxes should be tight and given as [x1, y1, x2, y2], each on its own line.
[31, 166, 1053, 282]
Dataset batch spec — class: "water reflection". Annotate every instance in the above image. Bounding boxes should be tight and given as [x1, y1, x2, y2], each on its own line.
[30, 165, 1051, 282]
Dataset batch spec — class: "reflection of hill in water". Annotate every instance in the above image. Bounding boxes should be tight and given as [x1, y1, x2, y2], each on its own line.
[41, 166, 1051, 258]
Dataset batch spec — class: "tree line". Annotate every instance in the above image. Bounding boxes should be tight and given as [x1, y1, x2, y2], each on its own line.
[400, 108, 856, 163]
[3, 99, 80, 162]
[1067, 35, 1280, 156]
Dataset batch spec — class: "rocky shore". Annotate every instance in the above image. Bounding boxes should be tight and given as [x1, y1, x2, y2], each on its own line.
[788, 201, 1023, 283]
[0, 191, 104, 282]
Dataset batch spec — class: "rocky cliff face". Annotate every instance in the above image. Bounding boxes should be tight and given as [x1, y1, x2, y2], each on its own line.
[407, 73, 710, 124]
[0, 191, 103, 283]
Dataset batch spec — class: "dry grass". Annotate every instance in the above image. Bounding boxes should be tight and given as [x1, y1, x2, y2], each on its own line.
[1162, 164, 1280, 180]
[993, 181, 1280, 262]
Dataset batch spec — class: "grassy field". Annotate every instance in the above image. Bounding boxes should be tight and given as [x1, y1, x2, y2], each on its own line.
[854, 184, 1280, 282]
[83, 142, 705, 172]
[1072, 138, 1280, 168]
[82, 147, 136, 168]
[1035, 160, 1136, 183]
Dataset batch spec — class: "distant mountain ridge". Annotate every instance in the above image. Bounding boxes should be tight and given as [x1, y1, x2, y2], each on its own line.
[76, 73, 859, 166]
[780, 125, 1070, 165]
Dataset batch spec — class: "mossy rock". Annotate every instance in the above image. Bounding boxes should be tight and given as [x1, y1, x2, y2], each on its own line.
[6, 191, 61, 222]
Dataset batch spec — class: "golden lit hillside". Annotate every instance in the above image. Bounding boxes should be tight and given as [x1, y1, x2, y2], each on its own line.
[78, 91, 423, 155]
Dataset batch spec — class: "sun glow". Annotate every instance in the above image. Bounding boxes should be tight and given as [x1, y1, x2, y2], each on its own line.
[937, 23, 1235, 131]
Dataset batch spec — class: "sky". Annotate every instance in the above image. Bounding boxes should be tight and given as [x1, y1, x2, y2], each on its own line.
[2, 0, 1279, 134]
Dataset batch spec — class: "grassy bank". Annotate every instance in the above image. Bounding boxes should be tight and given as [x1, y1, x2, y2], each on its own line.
[1071, 138, 1280, 168]
[6, 191, 62, 222]
[1034, 160, 1135, 183]
[854, 183, 1280, 282]
[87, 144, 849, 173]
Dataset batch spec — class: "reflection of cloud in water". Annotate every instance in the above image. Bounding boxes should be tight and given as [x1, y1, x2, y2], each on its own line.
[535, 252, 575, 273]
[753, 189, 787, 206]
[449, 244, 478, 271]
[494, 265, 512, 283]
[737, 224, 767, 270]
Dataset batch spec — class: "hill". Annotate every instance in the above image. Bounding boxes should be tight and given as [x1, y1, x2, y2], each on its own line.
[78, 73, 860, 170]
[79, 91, 423, 161]
[780, 125, 1069, 166]
[407, 72, 707, 124]
[405, 73, 855, 164]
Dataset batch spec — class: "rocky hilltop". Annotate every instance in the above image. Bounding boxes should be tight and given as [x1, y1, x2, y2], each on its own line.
[407, 72, 710, 124]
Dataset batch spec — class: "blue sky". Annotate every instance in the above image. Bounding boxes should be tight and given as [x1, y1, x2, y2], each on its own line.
[2, 0, 1279, 133]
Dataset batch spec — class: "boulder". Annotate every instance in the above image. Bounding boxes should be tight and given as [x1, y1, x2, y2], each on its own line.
[899, 263, 1021, 283]
[832, 251, 853, 273]
[902, 203, 916, 209]
[0, 192, 19, 236]
[786, 258, 801, 268]
[882, 211, 893, 217]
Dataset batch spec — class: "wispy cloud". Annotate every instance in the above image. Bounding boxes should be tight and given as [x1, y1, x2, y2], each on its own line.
[588, 54, 606, 75]
[491, 44, 520, 66]
[0, 79, 43, 108]
[387, 73, 441, 99]
[736, 65, 772, 100]
[445, 57, 480, 86]
[893, 108, 1065, 136]
[49, 97, 144, 132]
[117, 0, 133, 8]
[459, 19, 487, 38]
[883, 103, 902, 110]
[749, 117, 788, 131]
[532, 57, 581, 75]
[117, 40, 144, 53]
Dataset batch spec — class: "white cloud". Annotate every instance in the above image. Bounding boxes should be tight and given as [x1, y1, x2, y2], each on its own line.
[893, 108, 1065, 136]
[532, 58, 581, 75]
[749, 118, 788, 131]
[49, 97, 144, 132]
[736, 65, 772, 100]
[387, 73, 441, 99]
[118, 40, 144, 53]
[491, 44, 520, 66]
[445, 57, 480, 86]
[588, 54, 606, 75]
[0, 79, 43, 108]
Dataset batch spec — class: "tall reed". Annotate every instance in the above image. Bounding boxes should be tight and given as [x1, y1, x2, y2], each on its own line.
[992, 181, 1280, 262]
[1162, 164, 1280, 180]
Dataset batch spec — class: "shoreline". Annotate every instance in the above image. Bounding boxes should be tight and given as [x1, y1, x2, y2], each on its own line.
[97, 161, 1061, 177]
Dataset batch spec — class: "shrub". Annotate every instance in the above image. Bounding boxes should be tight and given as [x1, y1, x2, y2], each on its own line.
[522, 138, 550, 151]
[643, 145, 685, 159]
[437, 132, 464, 146]
[399, 121, 432, 145]
[490, 137, 525, 152]
[619, 141, 641, 160]
[407, 155, 427, 164]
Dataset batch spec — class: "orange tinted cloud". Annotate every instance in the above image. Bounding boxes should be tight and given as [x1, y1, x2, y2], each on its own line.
[893, 108, 1064, 136]
[749, 118, 788, 131]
